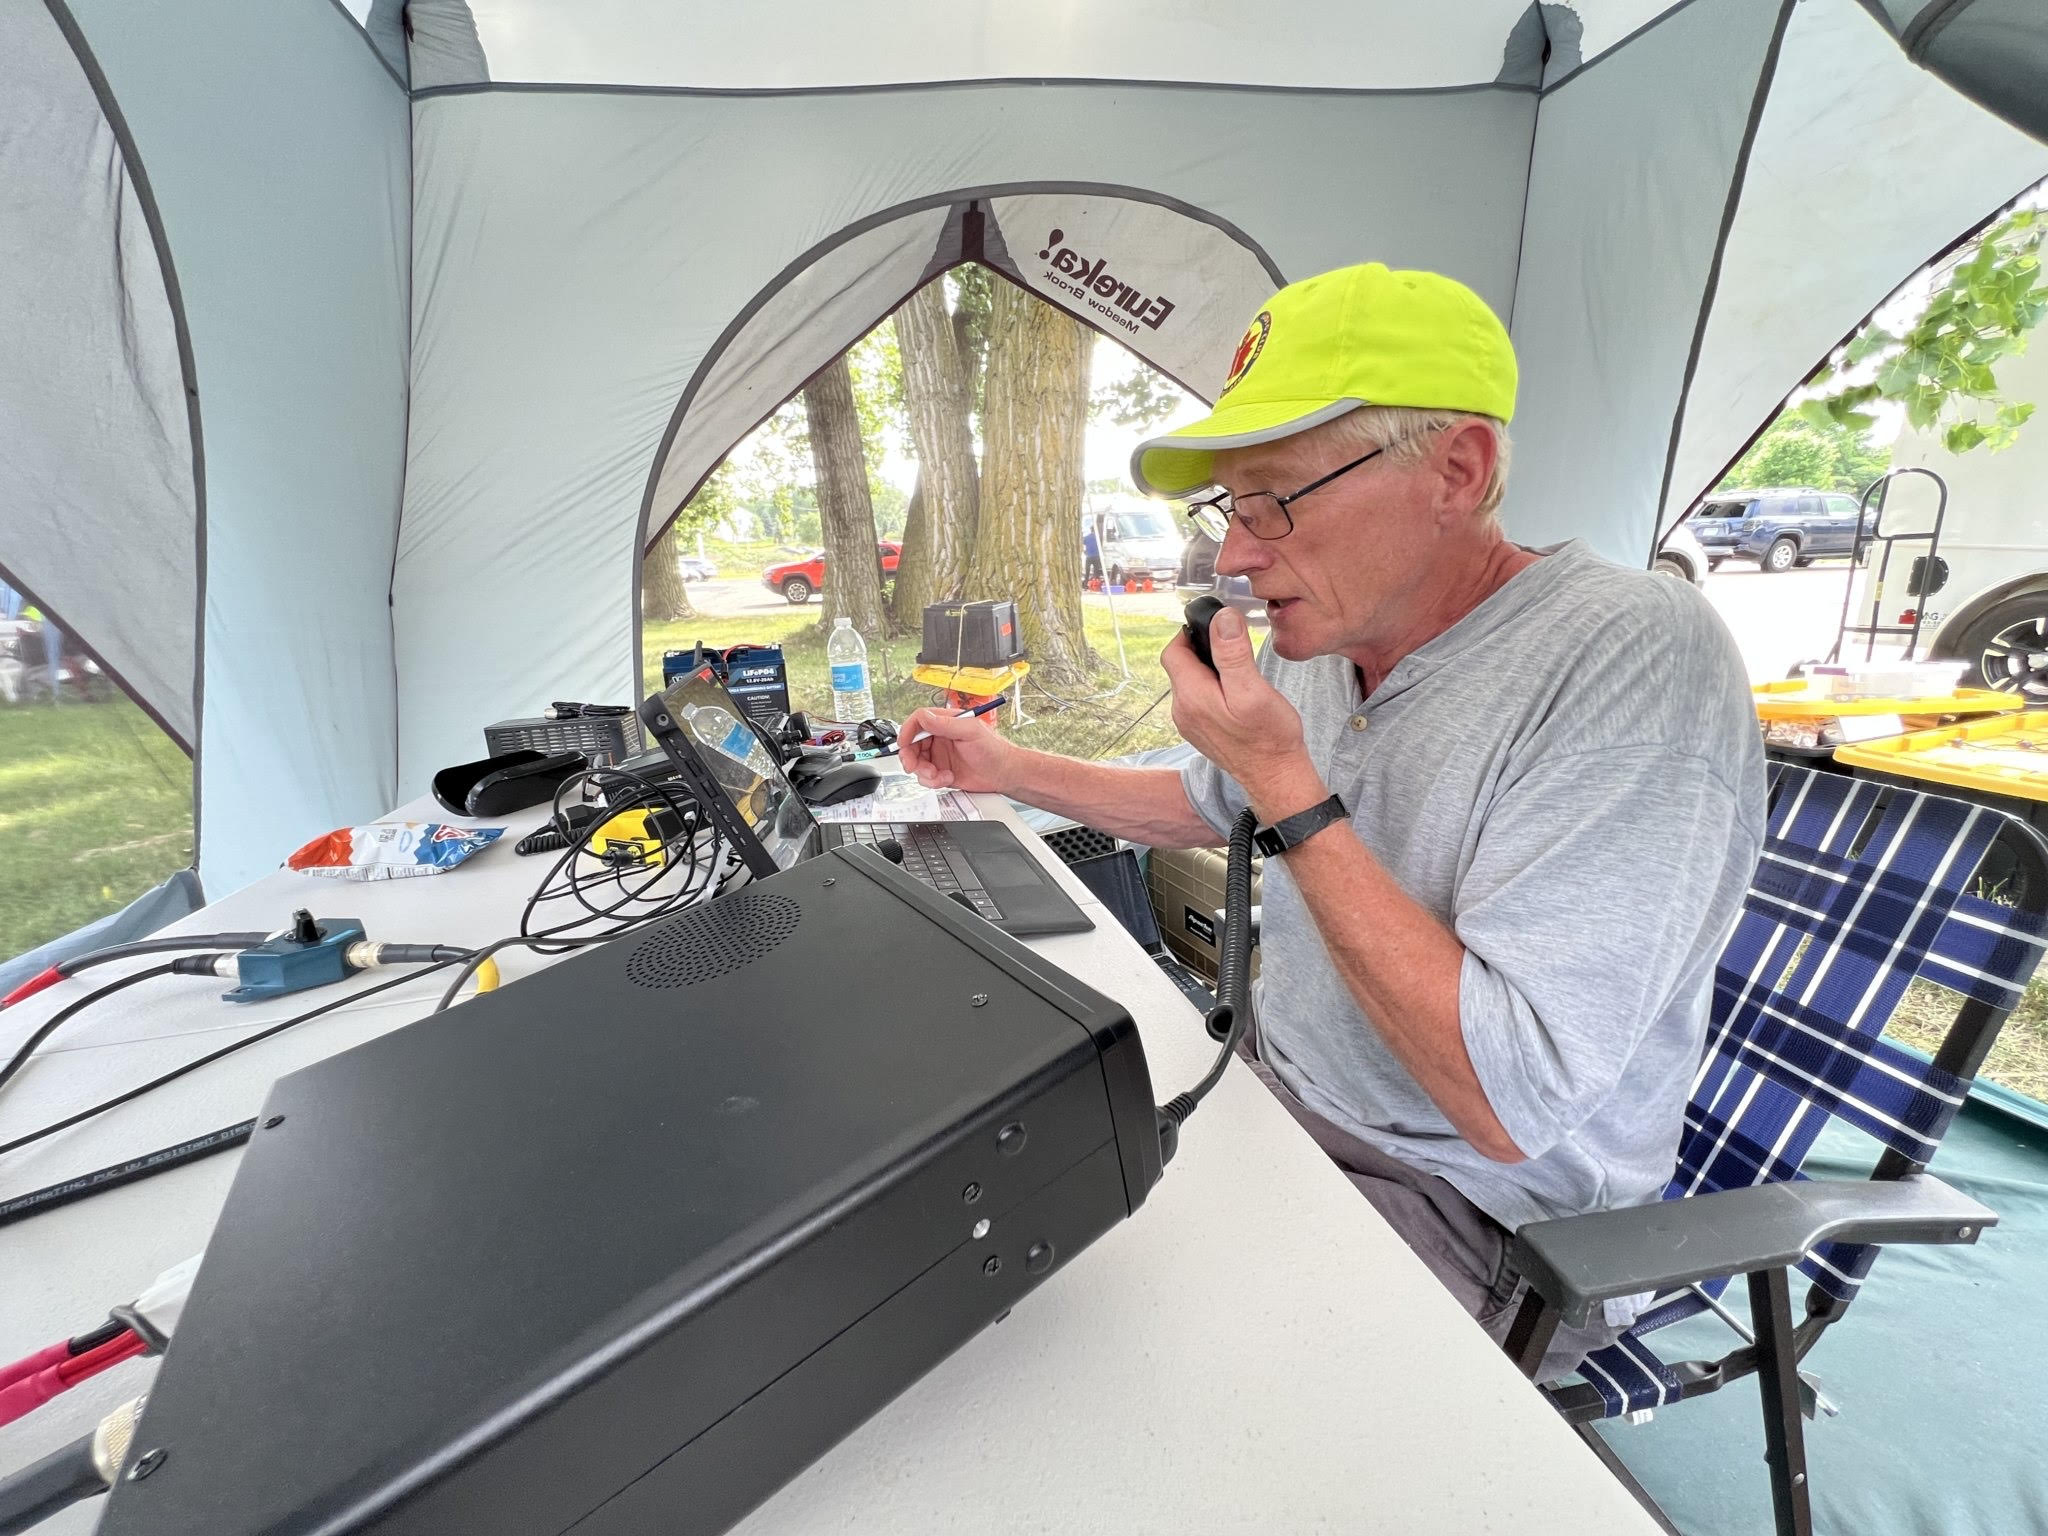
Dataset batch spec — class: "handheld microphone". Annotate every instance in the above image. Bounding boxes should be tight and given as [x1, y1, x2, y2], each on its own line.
[1182, 595, 1227, 672]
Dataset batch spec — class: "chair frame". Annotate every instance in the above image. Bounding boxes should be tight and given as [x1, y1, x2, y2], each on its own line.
[1501, 768, 2048, 1536]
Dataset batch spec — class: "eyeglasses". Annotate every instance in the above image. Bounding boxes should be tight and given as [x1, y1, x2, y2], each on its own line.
[1181, 446, 1387, 542]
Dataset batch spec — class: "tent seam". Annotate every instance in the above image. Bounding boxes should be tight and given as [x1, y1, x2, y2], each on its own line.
[316, 0, 408, 94]
[38, 0, 209, 879]
[408, 4, 1718, 104]
[387, 105, 417, 808]
[1504, 70, 1543, 332]
[1649, 0, 1799, 568]
[1536, 0, 1714, 95]
[411, 75, 1541, 104]
[1901, 0, 1981, 59]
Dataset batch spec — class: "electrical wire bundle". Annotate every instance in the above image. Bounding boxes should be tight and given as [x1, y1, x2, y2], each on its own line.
[0, 1256, 192, 1430]
[0, 1256, 200, 1531]
[430, 760, 740, 1012]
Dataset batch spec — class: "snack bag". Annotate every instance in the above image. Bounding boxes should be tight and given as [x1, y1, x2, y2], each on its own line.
[287, 821, 503, 880]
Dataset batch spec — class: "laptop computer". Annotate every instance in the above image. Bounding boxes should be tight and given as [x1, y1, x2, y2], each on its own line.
[637, 667, 1092, 937]
[1065, 847, 1219, 1015]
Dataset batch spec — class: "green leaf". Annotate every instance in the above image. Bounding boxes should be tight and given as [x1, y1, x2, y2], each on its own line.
[1944, 421, 1987, 453]
[1843, 329, 1898, 366]
[1876, 356, 1922, 397]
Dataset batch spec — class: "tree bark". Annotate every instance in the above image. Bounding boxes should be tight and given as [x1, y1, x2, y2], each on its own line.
[891, 281, 982, 628]
[968, 282, 1096, 687]
[642, 521, 695, 622]
[801, 354, 890, 637]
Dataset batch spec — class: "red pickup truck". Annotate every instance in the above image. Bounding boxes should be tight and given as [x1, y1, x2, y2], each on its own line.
[762, 542, 902, 604]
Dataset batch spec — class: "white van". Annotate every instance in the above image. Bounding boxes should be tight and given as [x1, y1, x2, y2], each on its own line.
[1846, 339, 2048, 698]
[1083, 495, 1185, 587]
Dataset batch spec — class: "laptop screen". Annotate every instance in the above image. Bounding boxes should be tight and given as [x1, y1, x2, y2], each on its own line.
[655, 666, 817, 872]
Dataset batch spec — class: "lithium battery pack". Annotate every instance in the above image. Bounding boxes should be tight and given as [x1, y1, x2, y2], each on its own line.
[100, 845, 1162, 1536]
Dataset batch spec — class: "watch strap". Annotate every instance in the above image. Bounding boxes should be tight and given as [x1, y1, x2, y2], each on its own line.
[1253, 794, 1348, 857]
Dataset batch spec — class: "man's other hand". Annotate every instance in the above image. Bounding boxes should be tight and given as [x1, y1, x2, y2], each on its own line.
[898, 706, 1017, 793]
[1163, 608, 1319, 819]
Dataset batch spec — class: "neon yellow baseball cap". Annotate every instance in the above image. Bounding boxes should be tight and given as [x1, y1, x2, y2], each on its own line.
[1130, 263, 1517, 498]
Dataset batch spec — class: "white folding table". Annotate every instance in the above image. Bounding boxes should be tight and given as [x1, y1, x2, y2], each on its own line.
[0, 792, 1656, 1533]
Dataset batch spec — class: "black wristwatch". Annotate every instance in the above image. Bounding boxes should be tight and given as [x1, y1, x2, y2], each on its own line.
[1253, 794, 1348, 857]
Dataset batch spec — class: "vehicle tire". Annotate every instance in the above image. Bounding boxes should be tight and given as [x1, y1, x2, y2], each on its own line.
[1652, 554, 1690, 581]
[1954, 593, 2048, 700]
[1763, 537, 1799, 574]
[781, 576, 813, 605]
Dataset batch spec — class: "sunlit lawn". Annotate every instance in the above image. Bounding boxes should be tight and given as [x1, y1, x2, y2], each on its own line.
[0, 693, 194, 963]
[645, 597, 1189, 762]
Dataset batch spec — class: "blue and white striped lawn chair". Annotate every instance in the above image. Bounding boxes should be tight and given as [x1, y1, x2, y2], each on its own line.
[1502, 762, 2048, 1536]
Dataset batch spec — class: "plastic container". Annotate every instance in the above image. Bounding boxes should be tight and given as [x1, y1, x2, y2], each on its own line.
[828, 616, 875, 722]
[1752, 679, 2021, 720]
[1833, 711, 2048, 802]
[1797, 660, 1971, 701]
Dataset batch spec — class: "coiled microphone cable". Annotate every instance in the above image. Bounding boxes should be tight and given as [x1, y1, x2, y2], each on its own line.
[1154, 806, 1258, 1168]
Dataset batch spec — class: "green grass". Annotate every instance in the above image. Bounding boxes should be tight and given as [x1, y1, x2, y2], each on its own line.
[1888, 974, 2048, 1104]
[646, 598, 1188, 762]
[0, 693, 194, 963]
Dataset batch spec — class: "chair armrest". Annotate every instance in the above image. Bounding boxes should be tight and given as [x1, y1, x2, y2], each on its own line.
[1509, 1175, 1995, 1328]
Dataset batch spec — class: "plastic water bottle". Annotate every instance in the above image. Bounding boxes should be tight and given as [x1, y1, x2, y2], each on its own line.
[828, 616, 875, 722]
[682, 701, 777, 779]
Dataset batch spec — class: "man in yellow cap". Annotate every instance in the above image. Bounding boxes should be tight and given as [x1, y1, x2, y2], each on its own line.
[900, 263, 1762, 1380]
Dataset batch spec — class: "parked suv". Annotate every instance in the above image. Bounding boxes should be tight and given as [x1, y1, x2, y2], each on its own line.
[1691, 488, 1874, 573]
[762, 541, 901, 604]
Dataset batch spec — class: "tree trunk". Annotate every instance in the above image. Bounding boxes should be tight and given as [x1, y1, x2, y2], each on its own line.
[968, 283, 1095, 687]
[892, 474, 927, 619]
[642, 521, 695, 622]
[801, 355, 890, 638]
[891, 281, 981, 627]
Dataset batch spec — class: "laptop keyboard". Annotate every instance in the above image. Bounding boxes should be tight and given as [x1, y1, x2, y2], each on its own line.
[1156, 953, 1219, 1013]
[834, 822, 1004, 920]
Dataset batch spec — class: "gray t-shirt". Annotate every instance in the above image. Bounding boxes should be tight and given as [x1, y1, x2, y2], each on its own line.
[1181, 541, 1764, 1232]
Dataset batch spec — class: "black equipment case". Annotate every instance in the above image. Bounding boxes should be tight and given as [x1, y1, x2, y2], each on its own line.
[918, 599, 1025, 671]
[100, 847, 1161, 1536]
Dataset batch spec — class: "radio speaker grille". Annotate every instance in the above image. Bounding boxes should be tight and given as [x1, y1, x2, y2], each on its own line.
[625, 893, 802, 988]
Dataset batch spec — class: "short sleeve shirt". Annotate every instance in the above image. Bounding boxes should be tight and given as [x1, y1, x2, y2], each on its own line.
[1180, 542, 1764, 1229]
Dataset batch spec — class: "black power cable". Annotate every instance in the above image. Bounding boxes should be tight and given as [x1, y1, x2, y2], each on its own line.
[0, 963, 185, 1099]
[0, 961, 458, 1159]
[56, 932, 269, 978]
[0, 1430, 104, 1535]
[437, 761, 739, 1014]
[0, 1120, 256, 1230]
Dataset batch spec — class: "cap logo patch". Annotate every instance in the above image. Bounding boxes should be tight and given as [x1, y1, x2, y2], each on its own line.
[1221, 311, 1271, 397]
